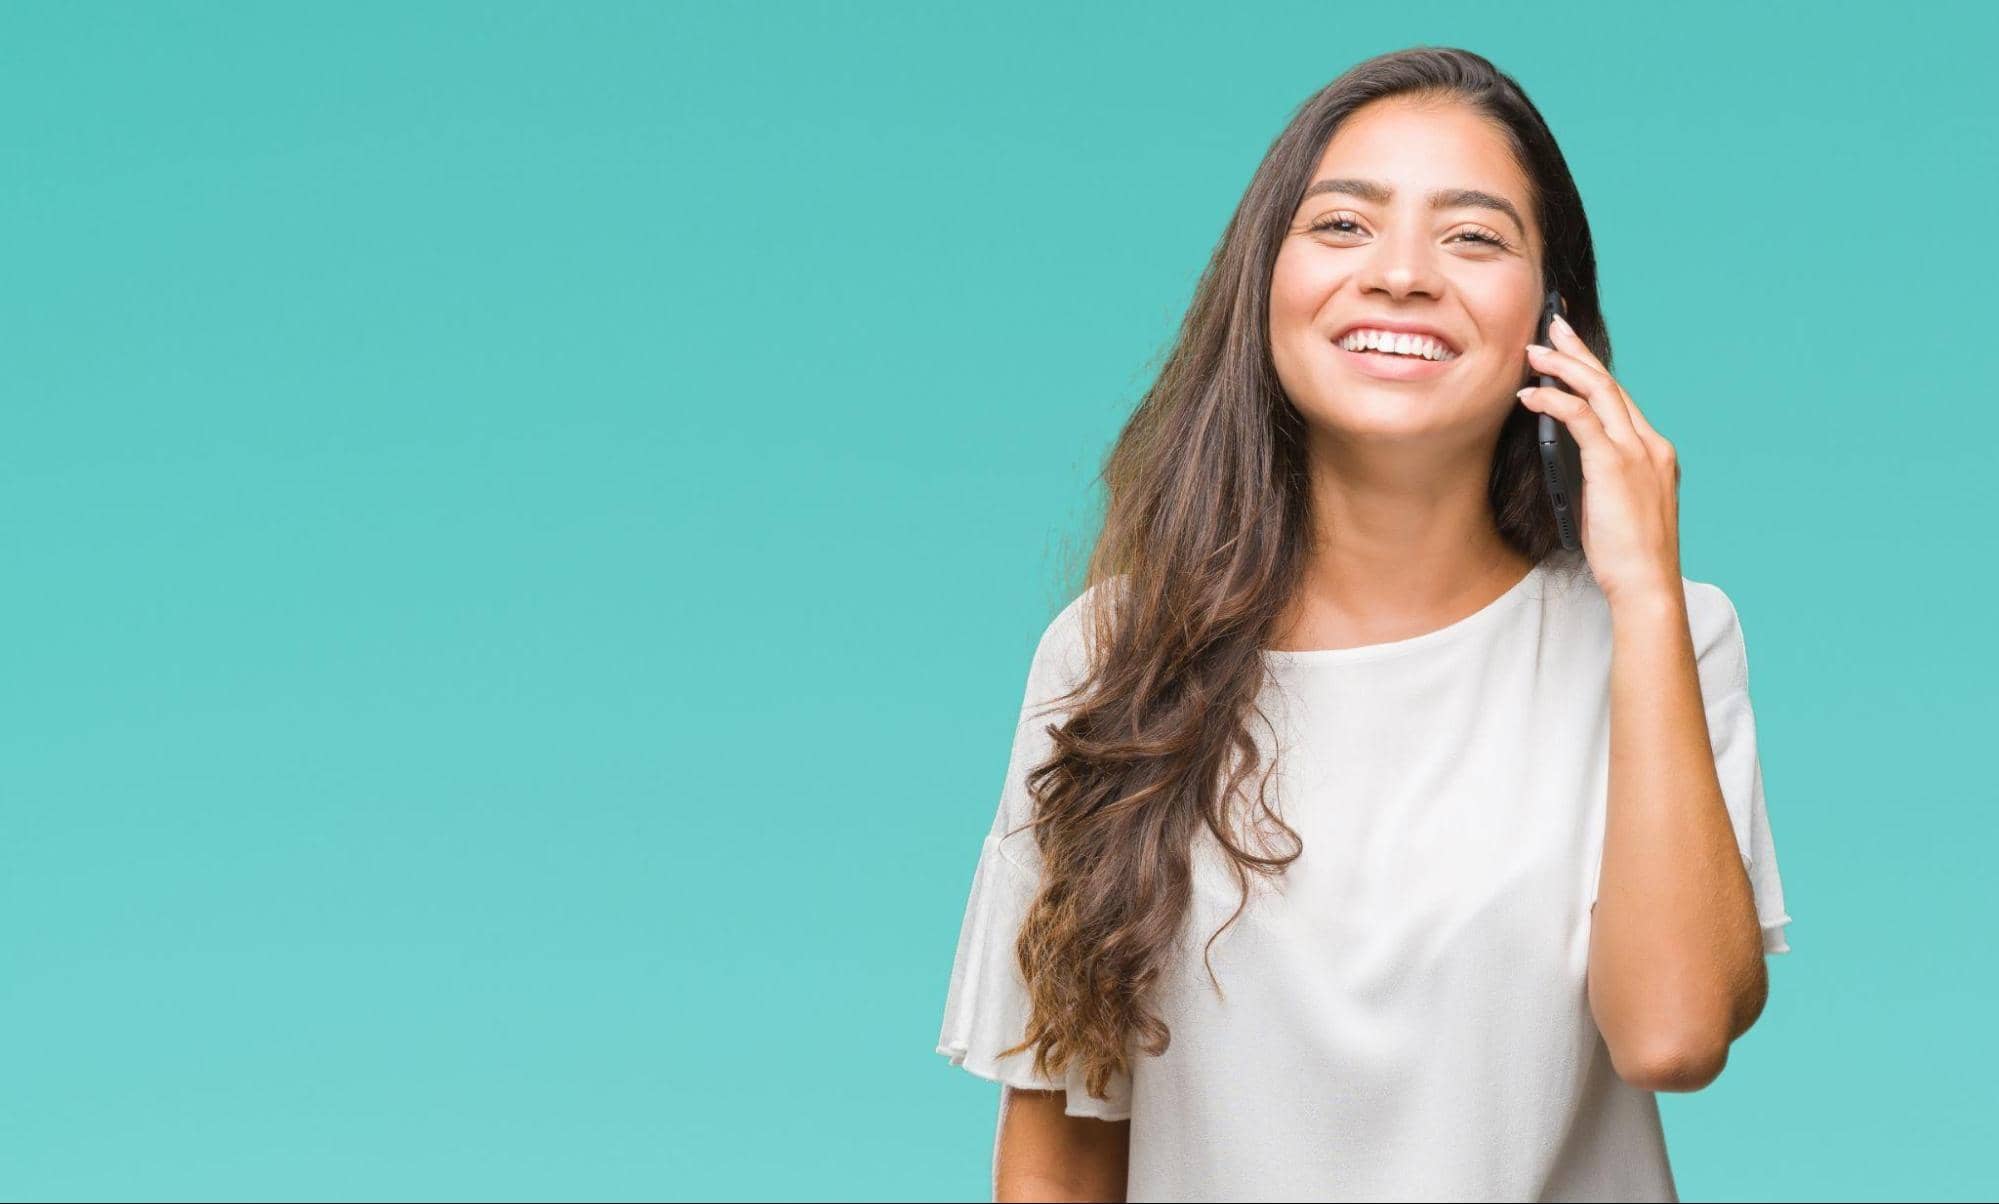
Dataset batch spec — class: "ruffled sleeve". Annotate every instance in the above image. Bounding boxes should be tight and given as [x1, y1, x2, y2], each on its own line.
[934, 583, 1134, 1121]
[1611, 580, 1795, 954]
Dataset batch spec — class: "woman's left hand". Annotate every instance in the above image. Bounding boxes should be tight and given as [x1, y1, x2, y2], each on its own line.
[1516, 312, 1684, 609]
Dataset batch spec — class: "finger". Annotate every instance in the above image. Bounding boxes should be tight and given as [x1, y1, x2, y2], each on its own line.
[1620, 401, 1679, 485]
[1546, 311, 1607, 372]
[1525, 341, 1640, 448]
[1515, 384, 1610, 455]
[1620, 391, 1658, 439]
[1621, 393, 1674, 463]
[1544, 319, 1678, 475]
[1540, 314, 1642, 441]
[1518, 379, 1678, 498]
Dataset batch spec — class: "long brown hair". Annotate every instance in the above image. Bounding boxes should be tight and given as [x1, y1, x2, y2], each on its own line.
[996, 46, 1617, 1105]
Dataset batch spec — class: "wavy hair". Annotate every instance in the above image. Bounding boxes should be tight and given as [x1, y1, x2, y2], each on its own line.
[994, 46, 1616, 1106]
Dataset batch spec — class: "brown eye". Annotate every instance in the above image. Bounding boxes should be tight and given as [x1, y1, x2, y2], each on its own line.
[1307, 211, 1363, 235]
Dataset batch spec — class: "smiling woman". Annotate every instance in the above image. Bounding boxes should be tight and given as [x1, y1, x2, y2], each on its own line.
[934, 45, 1790, 1204]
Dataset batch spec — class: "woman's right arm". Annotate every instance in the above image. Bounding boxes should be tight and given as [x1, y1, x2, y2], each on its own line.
[993, 1086, 1130, 1202]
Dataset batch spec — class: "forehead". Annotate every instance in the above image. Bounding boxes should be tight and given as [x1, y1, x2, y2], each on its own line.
[1306, 98, 1530, 207]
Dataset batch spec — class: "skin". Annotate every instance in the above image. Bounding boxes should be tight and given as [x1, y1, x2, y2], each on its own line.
[994, 1087, 1128, 1202]
[994, 93, 1769, 1197]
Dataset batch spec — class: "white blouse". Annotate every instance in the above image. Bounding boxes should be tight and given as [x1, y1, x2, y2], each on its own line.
[935, 549, 1792, 1201]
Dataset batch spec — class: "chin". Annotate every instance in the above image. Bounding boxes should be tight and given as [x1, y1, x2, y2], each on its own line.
[1313, 387, 1488, 438]
[1317, 409, 1450, 442]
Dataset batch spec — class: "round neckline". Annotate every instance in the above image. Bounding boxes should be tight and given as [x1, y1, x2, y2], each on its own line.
[1260, 555, 1551, 667]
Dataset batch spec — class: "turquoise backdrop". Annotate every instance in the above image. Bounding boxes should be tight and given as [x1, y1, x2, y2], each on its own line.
[2, 2, 1990, 1200]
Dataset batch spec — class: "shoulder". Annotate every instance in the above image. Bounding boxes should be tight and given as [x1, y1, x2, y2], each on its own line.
[1542, 555, 1751, 694]
[989, 577, 1128, 853]
[1026, 574, 1127, 700]
[1550, 548, 1740, 643]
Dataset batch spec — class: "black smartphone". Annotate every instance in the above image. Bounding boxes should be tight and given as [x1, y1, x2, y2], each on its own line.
[1534, 289, 1584, 553]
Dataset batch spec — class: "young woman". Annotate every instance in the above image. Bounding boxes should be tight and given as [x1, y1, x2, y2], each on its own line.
[934, 46, 1793, 1203]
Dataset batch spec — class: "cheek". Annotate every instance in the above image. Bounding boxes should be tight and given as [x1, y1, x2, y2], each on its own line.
[1459, 279, 1541, 356]
[1268, 249, 1337, 333]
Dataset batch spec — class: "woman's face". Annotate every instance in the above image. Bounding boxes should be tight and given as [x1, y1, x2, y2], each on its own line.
[1269, 97, 1546, 444]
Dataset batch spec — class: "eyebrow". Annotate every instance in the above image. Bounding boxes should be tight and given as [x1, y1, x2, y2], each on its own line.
[1299, 177, 1527, 239]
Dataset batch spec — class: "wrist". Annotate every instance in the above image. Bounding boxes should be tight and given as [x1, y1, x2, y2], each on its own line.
[1605, 579, 1686, 628]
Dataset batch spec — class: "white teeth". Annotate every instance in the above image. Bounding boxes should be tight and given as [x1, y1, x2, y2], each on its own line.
[1336, 329, 1456, 361]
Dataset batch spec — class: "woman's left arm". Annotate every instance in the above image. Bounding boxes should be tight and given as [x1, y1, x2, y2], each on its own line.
[1516, 311, 1768, 1095]
[1592, 588, 1769, 1092]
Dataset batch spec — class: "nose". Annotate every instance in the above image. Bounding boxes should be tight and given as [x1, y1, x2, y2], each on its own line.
[1355, 224, 1444, 301]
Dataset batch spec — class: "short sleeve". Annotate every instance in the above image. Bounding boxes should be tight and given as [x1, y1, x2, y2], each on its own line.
[1686, 581, 1794, 955]
[934, 583, 1135, 1120]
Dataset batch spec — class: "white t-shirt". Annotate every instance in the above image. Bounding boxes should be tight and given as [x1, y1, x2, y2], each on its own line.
[935, 548, 1792, 1202]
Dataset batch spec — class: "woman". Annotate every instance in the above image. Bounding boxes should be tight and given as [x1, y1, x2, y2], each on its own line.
[934, 46, 1793, 1203]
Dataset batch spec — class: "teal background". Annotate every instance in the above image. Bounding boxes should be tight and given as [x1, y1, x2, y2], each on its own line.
[2, 2, 1989, 1200]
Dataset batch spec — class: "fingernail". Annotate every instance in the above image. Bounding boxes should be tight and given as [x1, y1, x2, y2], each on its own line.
[1551, 312, 1572, 334]
[1527, 343, 1550, 355]
[1516, 387, 1533, 399]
